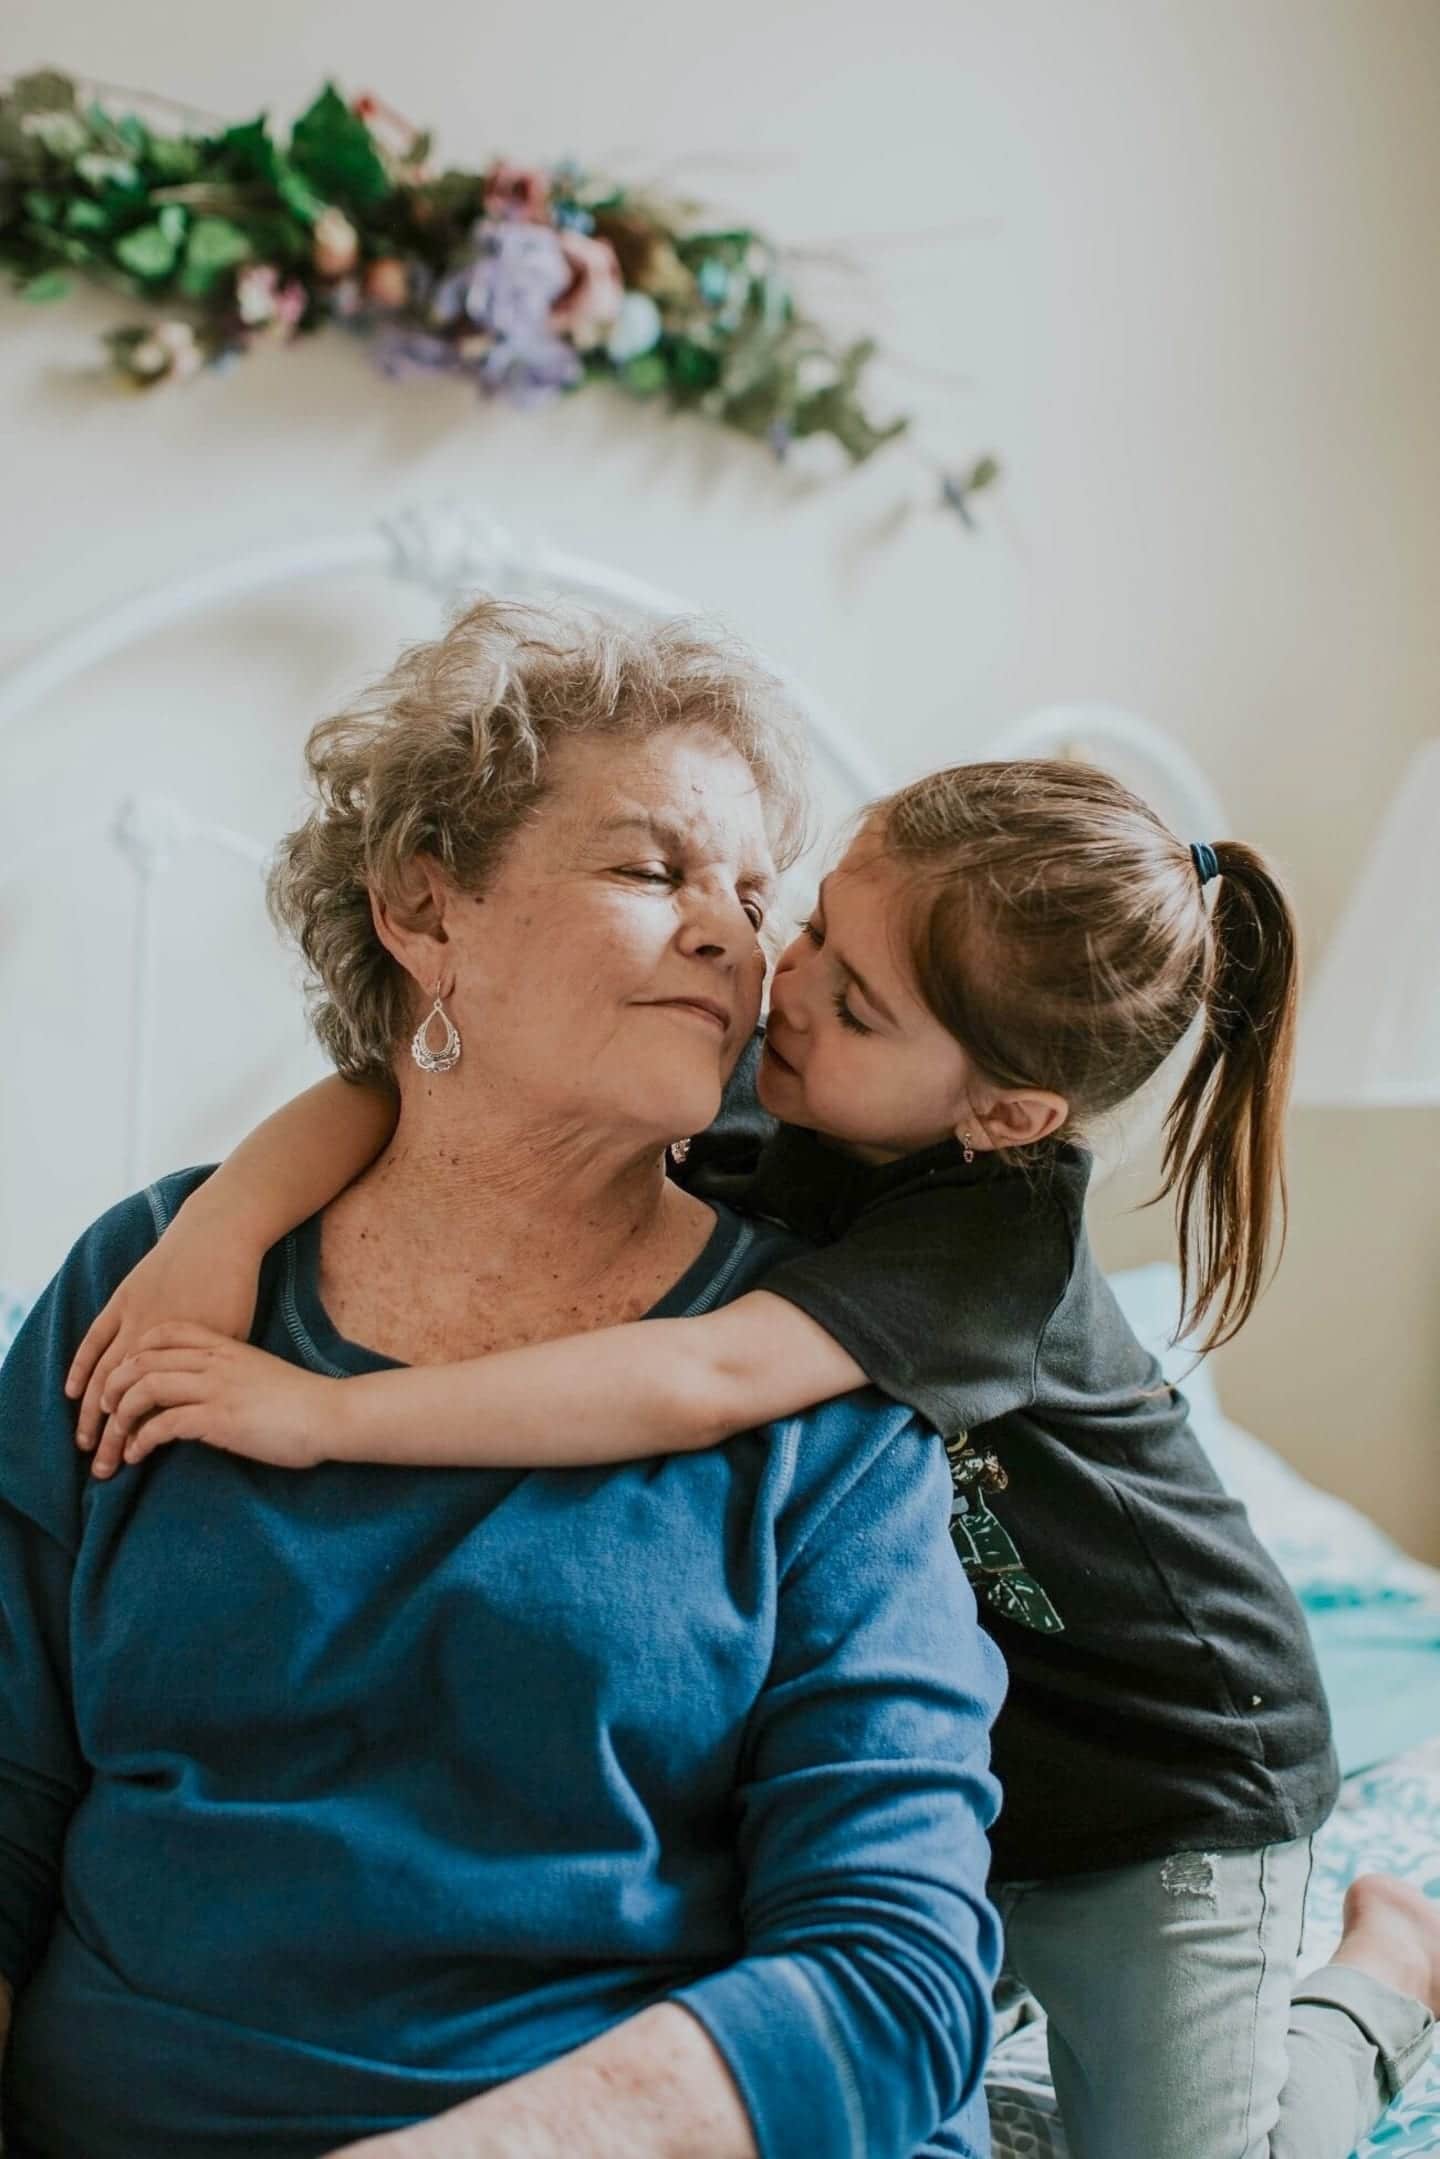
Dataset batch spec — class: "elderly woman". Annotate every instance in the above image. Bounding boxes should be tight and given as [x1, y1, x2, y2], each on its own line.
[0, 603, 1003, 2159]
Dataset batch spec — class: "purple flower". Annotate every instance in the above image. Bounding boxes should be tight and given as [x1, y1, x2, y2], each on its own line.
[476, 334, 583, 406]
[427, 221, 584, 405]
[372, 330, 462, 382]
[433, 220, 571, 343]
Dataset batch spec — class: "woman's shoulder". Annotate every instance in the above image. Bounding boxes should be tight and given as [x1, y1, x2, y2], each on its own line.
[68, 1166, 218, 1289]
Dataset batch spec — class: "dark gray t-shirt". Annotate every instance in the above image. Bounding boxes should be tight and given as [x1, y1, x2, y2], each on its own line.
[679, 1034, 1339, 1882]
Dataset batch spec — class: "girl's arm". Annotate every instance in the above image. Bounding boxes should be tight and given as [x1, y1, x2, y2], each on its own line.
[95, 1291, 869, 1476]
[69, 1075, 397, 1448]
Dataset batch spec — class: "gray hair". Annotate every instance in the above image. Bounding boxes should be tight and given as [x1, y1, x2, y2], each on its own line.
[267, 596, 811, 1079]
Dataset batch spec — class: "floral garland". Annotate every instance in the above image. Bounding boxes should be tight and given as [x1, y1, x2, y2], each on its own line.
[0, 71, 997, 522]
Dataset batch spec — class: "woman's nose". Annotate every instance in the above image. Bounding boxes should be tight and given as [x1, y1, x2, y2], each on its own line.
[679, 893, 758, 963]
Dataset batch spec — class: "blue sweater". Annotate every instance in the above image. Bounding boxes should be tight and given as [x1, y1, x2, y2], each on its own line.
[0, 1170, 1004, 2159]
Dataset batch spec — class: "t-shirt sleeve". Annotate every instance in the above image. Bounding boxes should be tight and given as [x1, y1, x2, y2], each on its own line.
[756, 1177, 1076, 1438]
[671, 1031, 776, 1206]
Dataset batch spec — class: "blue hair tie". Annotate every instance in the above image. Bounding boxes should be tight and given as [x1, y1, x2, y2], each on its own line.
[1190, 841, 1220, 888]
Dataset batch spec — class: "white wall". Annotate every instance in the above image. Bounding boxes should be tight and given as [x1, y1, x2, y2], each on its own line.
[3, 1, 1438, 1552]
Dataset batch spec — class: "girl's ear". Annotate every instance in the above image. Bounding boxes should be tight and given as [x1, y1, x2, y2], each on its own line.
[960, 1087, 1068, 1151]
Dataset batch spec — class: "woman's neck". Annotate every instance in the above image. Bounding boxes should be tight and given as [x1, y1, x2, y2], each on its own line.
[316, 1081, 712, 1364]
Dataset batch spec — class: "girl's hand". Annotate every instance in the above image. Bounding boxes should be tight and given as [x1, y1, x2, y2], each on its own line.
[90, 1324, 338, 1478]
[66, 1196, 262, 1460]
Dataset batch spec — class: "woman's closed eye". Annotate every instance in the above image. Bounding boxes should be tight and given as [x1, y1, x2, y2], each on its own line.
[626, 863, 766, 934]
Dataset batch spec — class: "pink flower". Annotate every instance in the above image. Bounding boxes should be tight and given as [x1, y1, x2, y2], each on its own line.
[313, 207, 359, 280]
[549, 230, 625, 350]
[482, 161, 551, 223]
[235, 264, 308, 338]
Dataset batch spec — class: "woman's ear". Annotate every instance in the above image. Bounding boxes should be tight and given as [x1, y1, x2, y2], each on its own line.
[961, 1087, 1068, 1151]
[369, 858, 454, 998]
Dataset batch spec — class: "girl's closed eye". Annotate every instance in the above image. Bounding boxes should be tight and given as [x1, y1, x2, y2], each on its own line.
[831, 991, 872, 1036]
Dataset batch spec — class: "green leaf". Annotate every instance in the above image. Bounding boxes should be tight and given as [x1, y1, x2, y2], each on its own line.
[20, 269, 71, 301]
[63, 199, 110, 233]
[967, 455, 1000, 491]
[157, 203, 188, 245]
[275, 161, 328, 226]
[8, 71, 77, 116]
[620, 352, 668, 397]
[75, 153, 143, 193]
[289, 84, 390, 208]
[220, 115, 277, 172]
[178, 215, 252, 296]
[220, 111, 330, 227]
[24, 110, 91, 159]
[666, 338, 720, 393]
[21, 190, 61, 225]
[146, 135, 203, 184]
[114, 221, 180, 279]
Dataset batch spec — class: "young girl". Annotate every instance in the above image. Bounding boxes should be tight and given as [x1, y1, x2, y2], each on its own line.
[70, 759, 1438, 2159]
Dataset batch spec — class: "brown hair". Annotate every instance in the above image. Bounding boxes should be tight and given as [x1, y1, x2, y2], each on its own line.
[268, 596, 810, 1080]
[876, 759, 1300, 1351]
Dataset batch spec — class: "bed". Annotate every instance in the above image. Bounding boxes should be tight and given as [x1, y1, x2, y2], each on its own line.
[2, 506, 1436, 2155]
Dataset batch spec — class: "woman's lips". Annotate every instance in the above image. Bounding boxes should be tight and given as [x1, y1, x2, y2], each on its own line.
[648, 999, 729, 1032]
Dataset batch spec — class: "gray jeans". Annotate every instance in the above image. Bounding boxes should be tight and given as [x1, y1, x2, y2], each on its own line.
[988, 1838, 1435, 2159]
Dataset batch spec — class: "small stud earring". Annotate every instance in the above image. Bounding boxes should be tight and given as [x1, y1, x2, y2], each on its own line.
[961, 1130, 976, 1164]
[411, 986, 462, 1074]
[669, 1137, 692, 1167]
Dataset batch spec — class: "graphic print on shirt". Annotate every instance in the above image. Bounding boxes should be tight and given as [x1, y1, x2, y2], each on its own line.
[945, 1432, 1064, 1635]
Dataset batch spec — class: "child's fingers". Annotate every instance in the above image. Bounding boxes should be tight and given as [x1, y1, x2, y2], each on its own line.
[99, 1348, 211, 1415]
[78, 1343, 130, 1452]
[122, 1413, 191, 1465]
[65, 1305, 120, 1401]
[88, 1416, 132, 1481]
[105, 1368, 209, 1438]
[137, 1321, 228, 1352]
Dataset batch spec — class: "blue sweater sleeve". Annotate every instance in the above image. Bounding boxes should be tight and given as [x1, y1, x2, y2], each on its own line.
[674, 1402, 1005, 2159]
[0, 1174, 207, 1991]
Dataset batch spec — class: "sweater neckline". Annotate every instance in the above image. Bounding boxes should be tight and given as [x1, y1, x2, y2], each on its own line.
[277, 1197, 754, 1380]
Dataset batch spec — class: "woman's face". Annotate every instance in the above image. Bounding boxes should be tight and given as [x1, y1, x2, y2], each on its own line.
[436, 728, 778, 1146]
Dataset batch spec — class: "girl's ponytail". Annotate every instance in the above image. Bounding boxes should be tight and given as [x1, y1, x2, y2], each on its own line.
[1158, 843, 1301, 1352]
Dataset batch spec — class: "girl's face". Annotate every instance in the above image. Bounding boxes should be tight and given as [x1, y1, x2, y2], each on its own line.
[758, 831, 979, 1162]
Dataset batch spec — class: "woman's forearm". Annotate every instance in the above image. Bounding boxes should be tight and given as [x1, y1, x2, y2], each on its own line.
[327, 1293, 865, 1470]
[331, 2003, 756, 2159]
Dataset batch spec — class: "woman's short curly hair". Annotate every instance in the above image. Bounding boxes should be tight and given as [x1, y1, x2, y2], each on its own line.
[267, 596, 811, 1080]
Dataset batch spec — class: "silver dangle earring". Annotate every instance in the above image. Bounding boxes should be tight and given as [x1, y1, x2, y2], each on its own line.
[961, 1130, 976, 1164]
[411, 986, 462, 1074]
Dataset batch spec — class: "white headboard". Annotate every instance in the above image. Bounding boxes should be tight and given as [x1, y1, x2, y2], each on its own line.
[1, 508, 1223, 1288]
[0, 503, 886, 1289]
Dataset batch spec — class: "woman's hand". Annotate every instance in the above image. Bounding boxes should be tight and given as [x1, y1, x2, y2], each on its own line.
[89, 1324, 339, 1477]
[67, 1193, 263, 1462]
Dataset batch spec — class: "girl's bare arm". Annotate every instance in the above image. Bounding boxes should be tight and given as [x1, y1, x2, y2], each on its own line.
[69, 1075, 397, 1448]
[100, 1290, 868, 1475]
